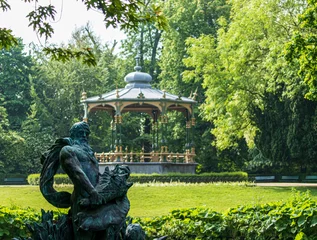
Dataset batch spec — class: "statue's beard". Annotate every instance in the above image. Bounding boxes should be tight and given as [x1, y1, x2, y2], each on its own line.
[73, 140, 94, 155]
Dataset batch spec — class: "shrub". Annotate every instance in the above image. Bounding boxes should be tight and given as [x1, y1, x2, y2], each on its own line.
[134, 191, 317, 239]
[27, 172, 248, 185]
[0, 206, 40, 239]
[27, 174, 40, 186]
[27, 174, 72, 185]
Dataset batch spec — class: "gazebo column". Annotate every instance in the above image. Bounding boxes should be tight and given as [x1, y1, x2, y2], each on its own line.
[81, 92, 88, 122]
[160, 114, 168, 162]
[185, 110, 192, 163]
[110, 112, 115, 152]
[191, 116, 196, 158]
[151, 121, 158, 151]
[114, 114, 123, 162]
[151, 110, 159, 153]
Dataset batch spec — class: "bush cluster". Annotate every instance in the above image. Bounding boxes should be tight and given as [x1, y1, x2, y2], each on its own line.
[0, 206, 40, 239]
[135, 191, 317, 239]
[27, 174, 72, 185]
[27, 172, 248, 185]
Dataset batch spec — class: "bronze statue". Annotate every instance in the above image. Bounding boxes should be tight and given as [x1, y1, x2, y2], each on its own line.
[39, 121, 136, 239]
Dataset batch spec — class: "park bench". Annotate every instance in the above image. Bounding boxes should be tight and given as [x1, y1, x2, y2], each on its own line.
[3, 177, 26, 185]
[254, 176, 275, 182]
[303, 176, 317, 183]
[280, 176, 299, 182]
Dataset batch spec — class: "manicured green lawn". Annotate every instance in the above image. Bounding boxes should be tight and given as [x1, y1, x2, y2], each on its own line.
[1, 183, 317, 218]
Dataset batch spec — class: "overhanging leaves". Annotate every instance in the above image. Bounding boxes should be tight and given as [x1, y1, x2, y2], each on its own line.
[0, 28, 18, 50]
[27, 5, 56, 40]
[43, 47, 97, 66]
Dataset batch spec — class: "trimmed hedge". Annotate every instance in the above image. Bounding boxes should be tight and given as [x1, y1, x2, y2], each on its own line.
[27, 172, 248, 185]
[130, 172, 248, 183]
[27, 174, 71, 185]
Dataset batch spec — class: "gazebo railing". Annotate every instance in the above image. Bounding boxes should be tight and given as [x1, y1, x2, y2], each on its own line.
[95, 150, 195, 163]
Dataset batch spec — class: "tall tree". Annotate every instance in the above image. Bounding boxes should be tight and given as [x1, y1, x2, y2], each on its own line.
[285, 0, 317, 100]
[0, 40, 34, 130]
[159, 0, 230, 95]
[184, 0, 317, 172]
[121, 0, 164, 87]
[157, 0, 231, 171]
[0, 105, 24, 174]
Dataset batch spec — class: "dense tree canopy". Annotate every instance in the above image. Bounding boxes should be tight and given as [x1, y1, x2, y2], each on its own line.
[183, 0, 317, 172]
[0, 40, 34, 129]
[1, 0, 317, 174]
[286, 0, 317, 100]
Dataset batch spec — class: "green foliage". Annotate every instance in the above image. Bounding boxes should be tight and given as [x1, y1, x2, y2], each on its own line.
[224, 191, 317, 239]
[27, 4, 56, 40]
[0, 191, 316, 239]
[0, 42, 56, 174]
[0, 0, 167, 65]
[32, 33, 118, 137]
[0, 40, 34, 130]
[183, 0, 317, 172]
[285, 0, 317, 100]
[121, 0, 165, 85]
[251, 93, 317, 173]
[26, 174, 39, 186]
[27, 174, 72, 186]
[131, 172, 248, 183]
[43, 46, 97, 66]
[157, 0, 232, 171]
[0, 106, 25, 174]
[0, 205, 40, 239]
[136, 207, 225, 239]
[0, 28, 18, 50]
[159, 0, 230, 94]
[27, 172, 248, 185]
[18, 117, 55, 174]
[0, 206, 69, 240]
[134, 191, 317, 239]
[0, 0, 10, 12]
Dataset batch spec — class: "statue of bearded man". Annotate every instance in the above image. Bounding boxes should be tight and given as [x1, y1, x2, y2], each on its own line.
[40, 121, 132, 240]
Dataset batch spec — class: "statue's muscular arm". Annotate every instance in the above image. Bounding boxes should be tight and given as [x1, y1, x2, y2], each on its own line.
[60, 146, 102, 205]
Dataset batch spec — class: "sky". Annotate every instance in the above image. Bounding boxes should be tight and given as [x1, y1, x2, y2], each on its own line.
[0, 0, 126, 50]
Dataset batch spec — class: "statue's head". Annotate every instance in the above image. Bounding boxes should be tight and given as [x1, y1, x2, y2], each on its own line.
[70, 121, 91, 141]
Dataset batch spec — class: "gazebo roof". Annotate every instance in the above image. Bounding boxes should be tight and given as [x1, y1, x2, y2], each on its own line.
[81, 56, 196, 114]
[83, 87, 196, 104]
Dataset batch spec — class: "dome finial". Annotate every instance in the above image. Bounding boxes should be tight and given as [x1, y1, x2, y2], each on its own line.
[134, 41, 142, 72]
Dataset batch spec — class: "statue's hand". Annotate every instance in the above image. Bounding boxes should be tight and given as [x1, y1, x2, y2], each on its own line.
[79, 189, 103, 208]
[89, 189, 103, 206]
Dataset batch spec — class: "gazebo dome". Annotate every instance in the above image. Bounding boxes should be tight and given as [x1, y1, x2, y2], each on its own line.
[125, 66, 152, 89]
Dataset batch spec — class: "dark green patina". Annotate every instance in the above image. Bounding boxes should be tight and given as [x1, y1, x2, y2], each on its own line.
[39, 121, 144, 240]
